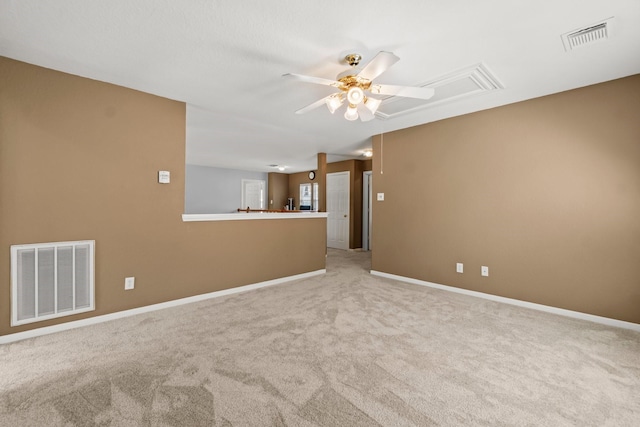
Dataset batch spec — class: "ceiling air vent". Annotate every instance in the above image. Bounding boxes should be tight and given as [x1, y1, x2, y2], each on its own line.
[562, 17, 614, 51]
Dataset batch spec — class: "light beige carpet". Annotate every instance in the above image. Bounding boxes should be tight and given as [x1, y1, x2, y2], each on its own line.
[1, 249, 639, 426]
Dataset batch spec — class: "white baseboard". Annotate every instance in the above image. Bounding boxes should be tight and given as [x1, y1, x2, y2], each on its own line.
[0, 269, 326, 345]
[371, 270, 640, 332]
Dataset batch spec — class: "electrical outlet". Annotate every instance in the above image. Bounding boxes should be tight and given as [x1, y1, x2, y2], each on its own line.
[456, 263, 464, 273]
[125, 277, 135, 290]
[377, 193, 385, 201]
[481, 266, 489, 277]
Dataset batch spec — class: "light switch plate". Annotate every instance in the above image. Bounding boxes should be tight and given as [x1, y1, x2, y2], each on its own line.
[125, 277, 135, 290]
[481, 266, 489, 277]
[158, 170, 170, 184]
[456, 263, 464, 273]
[377, 193, 385, 201]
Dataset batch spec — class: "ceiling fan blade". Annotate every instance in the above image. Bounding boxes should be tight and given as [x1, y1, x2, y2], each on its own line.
[357, 51, 400, 81]
[283, 73, 340, 87]
[370, 84, 435, 99]
[356, 104, 375, 122]
[295, 96, 331, 114]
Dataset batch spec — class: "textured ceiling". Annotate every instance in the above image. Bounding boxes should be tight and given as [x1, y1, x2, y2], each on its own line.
[1, 0, 639, 172]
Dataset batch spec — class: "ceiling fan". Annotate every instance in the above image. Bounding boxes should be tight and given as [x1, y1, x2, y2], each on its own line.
[283, 51, 435, 122]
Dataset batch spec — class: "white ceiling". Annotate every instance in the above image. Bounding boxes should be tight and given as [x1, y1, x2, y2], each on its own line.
[2, 1, 639, 173]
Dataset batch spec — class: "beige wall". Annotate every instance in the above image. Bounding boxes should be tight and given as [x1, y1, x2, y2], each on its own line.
[268, 172, 289, 209]
[0, 57, 326, 336]
[372, 74, 640, 324]
[287, 170, 310, 209]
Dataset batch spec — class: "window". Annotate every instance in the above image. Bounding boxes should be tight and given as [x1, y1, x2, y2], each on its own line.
[300, 183, 312, 210]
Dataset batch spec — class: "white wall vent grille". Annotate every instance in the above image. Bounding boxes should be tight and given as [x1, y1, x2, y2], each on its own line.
[11, 240, 95, 326]
[562, 17, 614, 51]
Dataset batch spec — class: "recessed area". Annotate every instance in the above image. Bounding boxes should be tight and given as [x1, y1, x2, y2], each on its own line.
[376, 63, 504, 119]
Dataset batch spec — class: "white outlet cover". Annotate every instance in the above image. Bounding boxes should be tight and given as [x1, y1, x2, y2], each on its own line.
[481, 266, 489, 277]
[456, 263, 464, 273]
[125, 277, 135, 290]
[377, 193, 384, 201]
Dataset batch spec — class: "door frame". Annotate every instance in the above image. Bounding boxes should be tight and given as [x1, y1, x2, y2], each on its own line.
[362, 170, 373, 251]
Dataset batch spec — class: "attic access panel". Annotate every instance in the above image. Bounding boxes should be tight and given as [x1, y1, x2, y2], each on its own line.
[376, 63, 504, 119]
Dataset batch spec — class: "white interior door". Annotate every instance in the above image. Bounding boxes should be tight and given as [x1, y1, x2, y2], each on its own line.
[327, 172, 350, 250]
[241, 179, 265, 210]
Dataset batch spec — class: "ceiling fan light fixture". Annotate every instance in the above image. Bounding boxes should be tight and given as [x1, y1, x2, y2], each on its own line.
[364, 97, 381, 114]
[347, 86, 364, 105]
[325, 94, 343, 114]
[286, 50, 433, 122]
[344, 105, 359, 121]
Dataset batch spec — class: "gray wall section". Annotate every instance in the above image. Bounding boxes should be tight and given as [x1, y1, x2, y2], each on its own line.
[185, 165, 268, 213]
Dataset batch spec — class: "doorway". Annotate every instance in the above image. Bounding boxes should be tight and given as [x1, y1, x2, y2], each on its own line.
[326, 172, 350, 250]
